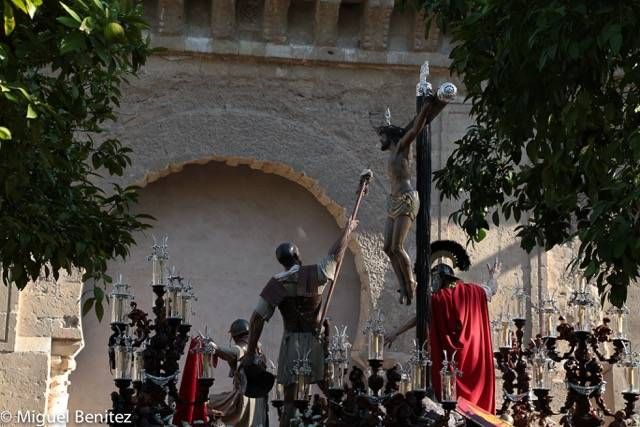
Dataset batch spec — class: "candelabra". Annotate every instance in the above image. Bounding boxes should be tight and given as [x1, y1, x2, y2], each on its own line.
[494, 276, 639, 427]
[276, 314, 458, 427]
[492, 286, 533, 426]
[107, 237, 196, 426]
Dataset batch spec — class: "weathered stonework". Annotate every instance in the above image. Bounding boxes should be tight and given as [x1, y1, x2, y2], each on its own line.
[413, 10, 441, 52]
[157, 0, 185, 35]
[1, 0, 639, 422]
[0, 271, 83, 422]
[360, 0, 395, 51]
[263, 0, 291, 43]
[313, 0, 340, 46]
[211, 0, 236, 39]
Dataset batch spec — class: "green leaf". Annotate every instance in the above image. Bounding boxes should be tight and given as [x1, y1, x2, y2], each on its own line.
[82, 297, 95, 316]
[0, 126, 11, 139]
[95, 298, 104, 321]
[26, 103, 37, 118]
[584, 261, 597, 278]
[0, 43, 7, 63]
[3, 0, 15, 35]
[78, 16, 93, 33]
[9, 0, 26, 14]
[492, 210, 500, 226]
[475, 228, 487, 242]
[55, 15, 77, 28]
[59, 32, 86, 54]
[24, 0, 36, 18]
[59, 1, 81, 22]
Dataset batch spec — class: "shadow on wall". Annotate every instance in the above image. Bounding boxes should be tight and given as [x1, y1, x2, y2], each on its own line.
[67, 161, 362, 421]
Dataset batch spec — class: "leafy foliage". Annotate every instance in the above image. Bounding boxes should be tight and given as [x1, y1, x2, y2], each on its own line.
[1, 0, 152, 318]
[421, 0, 640, 305]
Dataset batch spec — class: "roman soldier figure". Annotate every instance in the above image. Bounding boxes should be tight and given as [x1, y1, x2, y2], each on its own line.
[242, 218, 358, 427]
[386, 240, 499, 413]
[209, 318, 268, 427]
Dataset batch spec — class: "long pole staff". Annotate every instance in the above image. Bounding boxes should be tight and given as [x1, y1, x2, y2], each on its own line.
[320, 170, 373, 323]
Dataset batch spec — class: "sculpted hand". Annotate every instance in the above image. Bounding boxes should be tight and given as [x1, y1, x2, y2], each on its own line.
[348, 219, 359, 233]
[385, 331, 398, 348]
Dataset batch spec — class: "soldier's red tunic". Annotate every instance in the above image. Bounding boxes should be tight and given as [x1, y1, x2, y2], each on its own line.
[429, 281, 496, 414]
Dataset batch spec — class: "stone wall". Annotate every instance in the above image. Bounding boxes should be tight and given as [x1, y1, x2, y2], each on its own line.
[1, 0, 639, 421]
[0, 272, 84, 423]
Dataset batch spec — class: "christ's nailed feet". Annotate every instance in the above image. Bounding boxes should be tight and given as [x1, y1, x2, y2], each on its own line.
[397, 286, 413, 306]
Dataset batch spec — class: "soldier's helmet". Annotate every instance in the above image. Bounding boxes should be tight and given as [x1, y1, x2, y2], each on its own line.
[275, 242, 300, 268]
[229, 318, 249, 338]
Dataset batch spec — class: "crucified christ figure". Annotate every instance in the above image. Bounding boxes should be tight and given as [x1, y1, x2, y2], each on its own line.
[376, 102, 433, 305]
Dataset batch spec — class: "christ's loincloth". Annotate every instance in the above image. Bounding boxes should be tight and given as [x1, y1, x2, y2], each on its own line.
[387, 190, 420, 220]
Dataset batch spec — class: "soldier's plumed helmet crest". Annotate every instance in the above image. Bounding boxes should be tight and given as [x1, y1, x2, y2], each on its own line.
[430, 240, 471, 272]
[275, 242, 300, 267]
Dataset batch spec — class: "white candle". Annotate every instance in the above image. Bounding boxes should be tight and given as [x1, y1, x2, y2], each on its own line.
[501, 321, 511, 347]
[626, 366, 637, 392]
[111, 298, 124, 323]
[152, 255, 163, 286]
[368, 332, 383, 361]
[545, 314, 554, 337]
[114, 345, 131, 380]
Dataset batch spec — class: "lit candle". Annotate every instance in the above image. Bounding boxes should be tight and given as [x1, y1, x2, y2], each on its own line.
[626, 365, 638, 392]
[368, 332, 384, 361]
[399, 371, 412, 395]
[152, 254, 163, 286]
[412, 363, 426, 391]
[617, 314, 625, 336]
[364, 311, 385, 361]
[295, 374, 310, 401]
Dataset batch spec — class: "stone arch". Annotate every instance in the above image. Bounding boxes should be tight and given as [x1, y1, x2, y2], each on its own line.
[68, 156, 375, 422]
[134, 154, 373, 347]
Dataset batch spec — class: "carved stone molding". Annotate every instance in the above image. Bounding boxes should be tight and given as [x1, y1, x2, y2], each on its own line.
[313, 0, 340, 46]
[157, 0, 185, 36]
[360, 0, 395, 51]
[211, 0, 236, 39]
[263, 0, 291, 43]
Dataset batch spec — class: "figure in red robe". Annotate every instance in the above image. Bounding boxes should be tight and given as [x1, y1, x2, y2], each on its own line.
[386, 240, 499, 414]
